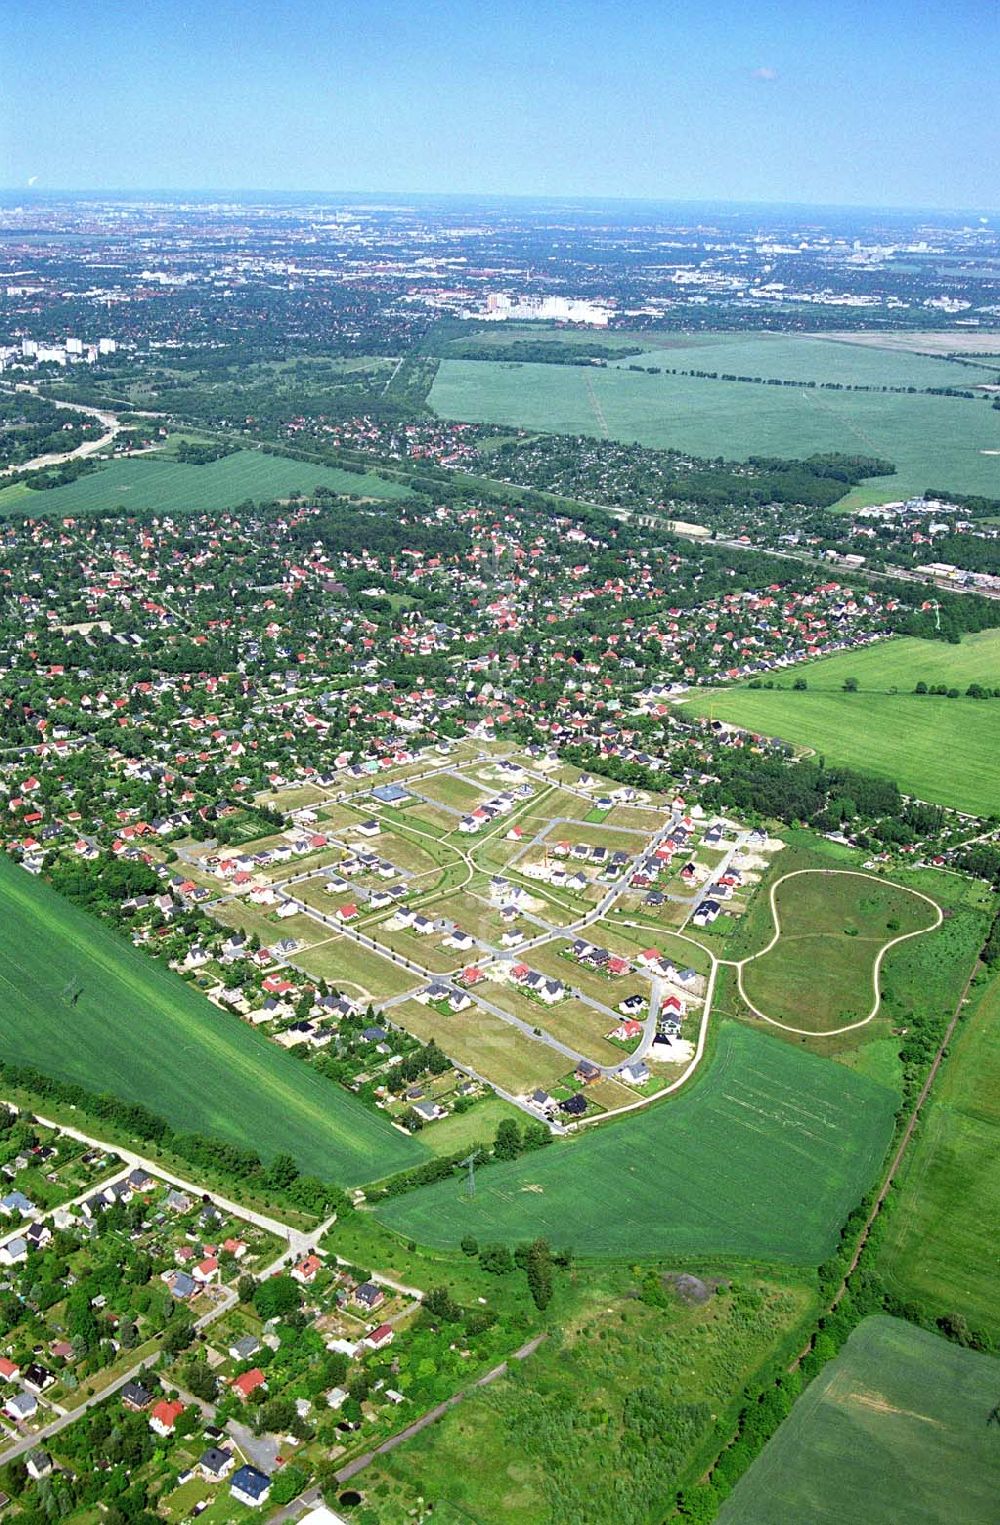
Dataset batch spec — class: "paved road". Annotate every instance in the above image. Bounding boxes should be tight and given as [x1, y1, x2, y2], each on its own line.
[0, 387, 122, 477]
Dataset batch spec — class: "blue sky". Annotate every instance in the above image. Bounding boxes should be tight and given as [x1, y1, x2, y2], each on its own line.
[2, 0, 996, 207]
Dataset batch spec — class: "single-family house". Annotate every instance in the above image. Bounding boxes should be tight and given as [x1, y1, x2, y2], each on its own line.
[230, 1464, 272, 1508]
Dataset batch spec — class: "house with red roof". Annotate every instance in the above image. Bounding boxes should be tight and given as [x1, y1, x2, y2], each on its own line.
[149, 1399, 185, 1437]
[232, 1368, 267, 1401]
[291, 1254, 321, 1285]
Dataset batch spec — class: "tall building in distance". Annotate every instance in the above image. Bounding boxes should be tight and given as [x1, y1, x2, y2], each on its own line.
[480, 293, 612, 326]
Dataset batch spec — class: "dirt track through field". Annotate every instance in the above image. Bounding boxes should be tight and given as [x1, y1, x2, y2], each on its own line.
[731, 868, 942, 1036]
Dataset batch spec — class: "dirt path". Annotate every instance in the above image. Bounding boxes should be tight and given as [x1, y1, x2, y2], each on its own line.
[730, 868, 942, 1037]
[334, 1333, 548, 1484]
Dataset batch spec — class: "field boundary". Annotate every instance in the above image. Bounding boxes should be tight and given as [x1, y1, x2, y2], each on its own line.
[731, 868, 942, 1036]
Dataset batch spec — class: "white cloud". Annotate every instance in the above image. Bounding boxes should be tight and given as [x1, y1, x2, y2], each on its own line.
[750, 66, 779, 81]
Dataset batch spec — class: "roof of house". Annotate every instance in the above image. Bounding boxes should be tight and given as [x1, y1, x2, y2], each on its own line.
[231, 1464, 271, 1499]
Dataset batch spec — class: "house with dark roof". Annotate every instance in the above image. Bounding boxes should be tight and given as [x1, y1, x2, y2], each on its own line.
[198, 1445, 235, 1480]
[231, 1464, 271, 1507]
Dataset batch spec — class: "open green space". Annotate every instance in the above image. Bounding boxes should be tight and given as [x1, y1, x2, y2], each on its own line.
[877, 967, 1000, 1340]
[293, 933, 422, 1000]
[0, 449, 412, 517]
[431, 334, 1000, 501]
[0, 859, 424, 1184]
[681, 632, 1000, 815]
[389, 998, 572, 1095]
[717, 1316, 1000, 1525]
[740, 870, 940, 1032]
[370, 1264, 816, 1525]
[375, 1021, 897, 1261]
[419, 1095, 529, 1156]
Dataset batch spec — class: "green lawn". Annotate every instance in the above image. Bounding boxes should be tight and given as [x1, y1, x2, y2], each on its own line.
[680, 632, 1000, 815]
[420, 1096, 529, 1157]
[717, 1316, 1000, 1525]
[0, 859, 424, 1184]
[431, 335, 1000, 501]
[740, 870, 940, 1032]
[0, 449, 412, 517]
[877, 968, 1000, 1340]
[375, 1022, 898, 1262]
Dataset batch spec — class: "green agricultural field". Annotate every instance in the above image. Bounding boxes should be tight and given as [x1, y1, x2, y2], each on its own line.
[375, 1022, 897, 1261]
[717, 1316, 1000, 1525]
[877, 968, 1000, 1340]
[740, 870, 940, 1032]
[0, 860, 424, 1185]
[0, 449, 412, 518]
[430, 334, 1000, 501]
[681, 632, 1000, 815]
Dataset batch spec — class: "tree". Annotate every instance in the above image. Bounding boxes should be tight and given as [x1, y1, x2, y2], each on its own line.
[253, 1275, 301, 1321]
[493, 1119, 523, 1161]
[423, 1286, 461, 1322]
[183, 1359, 218, 1402]
[478, 1244, 514, 1275]
[524, 1238, 553, 1310]
[842, 676, 859, 692]
[162, 1316, 196, 1355]
[265, 1152, 299, 1191]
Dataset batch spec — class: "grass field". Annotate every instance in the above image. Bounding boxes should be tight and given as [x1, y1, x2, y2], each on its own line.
[388, 999, 572, 1094]
[375, 1022, 897, 1261]
[419, 1096, 528, 1157]
[292, 934, 422, 1001]
[0, 860, 424, 1184]
[740, 870, 940, 1032]
[431, 334, 1000, 501]
[877, 968, 1000, 1340]
[370, 1264, 816, 1525]
[717, 1316, 1000, 1525]
[681, 632, 1000, 815]
[0, 449, 413, 517]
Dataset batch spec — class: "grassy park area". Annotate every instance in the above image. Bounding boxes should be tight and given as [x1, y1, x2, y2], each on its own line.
[740, 869, 940, 1032]
[369, 1263, 816, 1525]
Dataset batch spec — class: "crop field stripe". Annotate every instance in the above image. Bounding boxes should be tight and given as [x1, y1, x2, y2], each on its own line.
[0, 859, 424, 1184]
[429, 341, 1000, 500]
[375, 1023, 897, 1262]
[680, 633, 1000, 816]
[0, 450, 413, 518]
[717, 1316, 1000, 1524]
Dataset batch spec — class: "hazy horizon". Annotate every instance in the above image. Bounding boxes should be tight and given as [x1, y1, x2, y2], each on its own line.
[4, 0, 996, 211]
